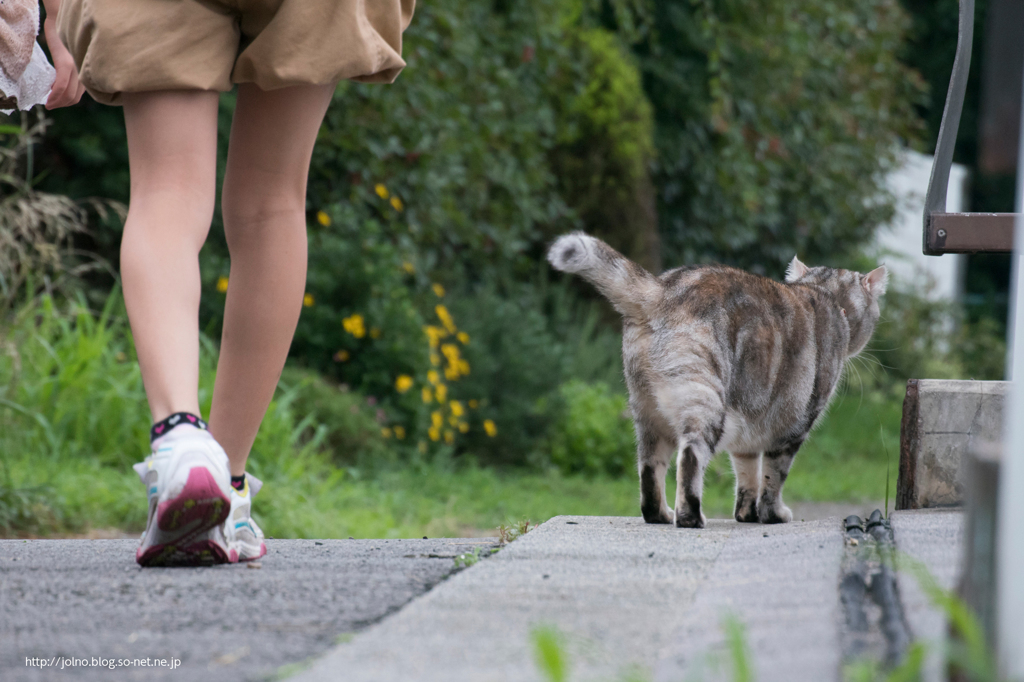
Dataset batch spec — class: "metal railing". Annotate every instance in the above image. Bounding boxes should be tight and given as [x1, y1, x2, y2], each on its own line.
[922, 0, 1020, 255]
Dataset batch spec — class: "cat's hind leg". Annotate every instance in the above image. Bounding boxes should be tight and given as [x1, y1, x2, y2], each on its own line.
[730, 452, 761, 523]
[758, 441, 802, 524]
[674, 437, 714, 528]
[637, 422, 674, 524]
[658, 388, 724, 529]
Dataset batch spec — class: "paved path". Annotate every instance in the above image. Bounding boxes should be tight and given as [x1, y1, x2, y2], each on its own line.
[0, 538, 496, 681]
[1, 510, 963, 682]
[294, 511, 963, 682]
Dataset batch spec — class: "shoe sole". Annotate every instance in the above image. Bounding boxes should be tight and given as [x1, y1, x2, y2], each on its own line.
[137, 538, 237, 567]
[238, 541, 267, 562]
[137, 467, 233, 567]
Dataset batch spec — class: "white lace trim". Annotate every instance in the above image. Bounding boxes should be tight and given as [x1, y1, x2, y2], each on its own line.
[1, 41, 55, 114]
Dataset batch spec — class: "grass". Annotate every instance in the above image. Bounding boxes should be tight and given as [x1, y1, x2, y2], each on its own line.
[0, 294, 904, 539]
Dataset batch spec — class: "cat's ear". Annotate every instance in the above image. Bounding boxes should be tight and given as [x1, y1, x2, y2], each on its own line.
[785, 256, 809, 283]
[863, 265, 888, 298]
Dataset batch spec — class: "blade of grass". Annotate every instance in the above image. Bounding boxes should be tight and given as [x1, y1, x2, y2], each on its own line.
[882, 424, 890, 520]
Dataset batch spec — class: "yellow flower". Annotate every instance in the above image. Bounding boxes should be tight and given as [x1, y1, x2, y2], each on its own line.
[450, 401, 464, 417]
[375, 183, 389, 199]
[317, 211, 331, 227]
[381, 427, 393, 439]
[448, 414, 459, 427]
[303, 293, 315, 307]
[390, 196, 404, 212]
[435, 305, 457, 334]
[457, 332, 470, 345]
[441, 343, 460, 361]
[402, 261, 416, 274]
[458, 360, 470, 375]
[484, 419, 497, 437]
[333, 350, 350, 362]
[370, 327, 382, 339]
[432, 283, 445, 298]
[424, 325, 445, 349]
[217, 276, 229, 293]
[457, 422, 469, 433]
[444, 430, 454, 444]
[427, 370, 440, 385]
[428, 426, 440, 442]
[468, 399, 479, 409]
[435, 384, 448, 403]
[422, 387, 433, 404]
[394, 425, 406, 440]
[431, 411, 443, 429]
[418, 441, 428, 453]
[395, 375, 414, 393]
[430, 352, 441, 367]
[444, 366, 459, 381]
[342, 314, 366, 338]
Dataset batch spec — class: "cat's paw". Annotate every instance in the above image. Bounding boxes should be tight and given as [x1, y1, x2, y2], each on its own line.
[674, 507, 706, 529]
[735, 506, 759, 523]
[758, 502, 793, 524]
[642, 507, 675, 524]
[733, 489, 759, 523]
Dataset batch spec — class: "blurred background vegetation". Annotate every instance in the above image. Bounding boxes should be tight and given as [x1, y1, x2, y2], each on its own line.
[0, 0, 1012, 538]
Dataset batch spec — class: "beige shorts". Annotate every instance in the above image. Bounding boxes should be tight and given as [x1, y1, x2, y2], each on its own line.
[57, 0, 416, 105]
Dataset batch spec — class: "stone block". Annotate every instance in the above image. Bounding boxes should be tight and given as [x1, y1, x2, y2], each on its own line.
[897, 379, 1008, 510]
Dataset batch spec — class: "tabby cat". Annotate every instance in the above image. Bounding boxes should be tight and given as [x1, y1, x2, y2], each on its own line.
[548, 232, 887, 527]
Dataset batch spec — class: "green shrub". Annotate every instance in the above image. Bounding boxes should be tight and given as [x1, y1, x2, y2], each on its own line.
[277, 366, 390, 468]
[442, 277, 626, 466]
[868, 280, 1006, 387]
[547, 380, 635, 476]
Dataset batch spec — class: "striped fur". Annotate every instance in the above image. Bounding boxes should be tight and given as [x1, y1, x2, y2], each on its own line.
[548, 232, 887, 527]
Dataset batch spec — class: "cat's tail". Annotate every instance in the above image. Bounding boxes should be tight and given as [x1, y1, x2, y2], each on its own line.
[547, 232, 662, 319]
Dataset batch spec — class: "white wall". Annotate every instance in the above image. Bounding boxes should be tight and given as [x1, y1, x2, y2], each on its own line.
[873, 149, 969, 300]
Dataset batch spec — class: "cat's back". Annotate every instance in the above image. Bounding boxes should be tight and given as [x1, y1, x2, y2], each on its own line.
[653, 264, 804, 328]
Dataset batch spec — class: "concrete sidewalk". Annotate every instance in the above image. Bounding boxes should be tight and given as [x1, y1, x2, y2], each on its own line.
[294, 511, 963, 682]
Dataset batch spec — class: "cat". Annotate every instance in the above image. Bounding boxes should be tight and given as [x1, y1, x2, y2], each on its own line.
[547, 232, 887, 527]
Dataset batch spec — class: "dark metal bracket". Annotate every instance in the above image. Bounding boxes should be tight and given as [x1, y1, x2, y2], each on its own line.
[923, 0, 1020, 255]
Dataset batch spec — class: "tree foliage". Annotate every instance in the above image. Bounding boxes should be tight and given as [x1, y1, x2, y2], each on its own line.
[633, 0, 925, 275]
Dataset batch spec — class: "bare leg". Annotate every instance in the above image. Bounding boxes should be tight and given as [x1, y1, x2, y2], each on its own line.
[637, 422, 674, 524]
[758, 442, 801, 524]
[730, 452, 761, 522]
[121, 91, 221, 422]
[208, 82, 335, 476]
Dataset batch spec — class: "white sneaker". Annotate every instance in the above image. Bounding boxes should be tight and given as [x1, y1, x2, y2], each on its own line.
[132, 425, 237, 566]
[226, 474, 267, 562]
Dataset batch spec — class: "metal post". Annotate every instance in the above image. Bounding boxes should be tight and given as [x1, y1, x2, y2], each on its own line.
[996, 63, 1024, 678]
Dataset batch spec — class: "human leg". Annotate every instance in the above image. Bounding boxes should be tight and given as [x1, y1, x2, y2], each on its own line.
[208, 82, 335, 476]
[121, 90, 220, 420]
[122, 91, 236, 566]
